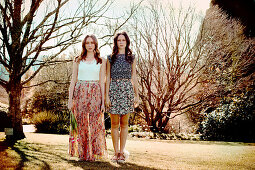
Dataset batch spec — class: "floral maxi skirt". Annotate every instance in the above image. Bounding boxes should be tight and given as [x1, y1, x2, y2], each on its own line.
[69, 80, 107, 161]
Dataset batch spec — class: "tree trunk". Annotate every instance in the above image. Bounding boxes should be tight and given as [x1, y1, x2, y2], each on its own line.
[162, 116, 170, 133]
[7, 76, 25, 141]
[150, 118, 159, 133]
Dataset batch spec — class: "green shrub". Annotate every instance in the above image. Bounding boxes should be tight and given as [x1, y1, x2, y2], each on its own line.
[198, 92, 255, 142]
[32, 111, 69, 134]
[128, 125, 143, 133]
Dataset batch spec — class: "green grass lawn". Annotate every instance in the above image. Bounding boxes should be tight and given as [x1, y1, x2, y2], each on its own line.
[0, 132, 254, 169]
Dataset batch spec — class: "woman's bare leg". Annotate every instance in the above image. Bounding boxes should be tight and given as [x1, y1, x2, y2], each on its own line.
[119, 113, 130, 154]
[110, 114, 120, 154]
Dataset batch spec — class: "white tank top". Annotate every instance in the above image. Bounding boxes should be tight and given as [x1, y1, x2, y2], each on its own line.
[78, 60, 101, 81]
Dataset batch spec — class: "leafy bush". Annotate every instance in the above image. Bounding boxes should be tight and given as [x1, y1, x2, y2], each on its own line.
[198, 92, 255, 142]
[128, 125, 143, 133]
[27, 58, 72, 127]
[32, 111, 69, 134]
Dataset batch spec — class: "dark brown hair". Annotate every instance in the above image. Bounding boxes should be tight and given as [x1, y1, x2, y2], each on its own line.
[111, 32, 133, 64]
[77, 35, 102, 64]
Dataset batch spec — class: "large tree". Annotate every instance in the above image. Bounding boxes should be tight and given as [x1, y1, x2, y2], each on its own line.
[0, 0, 115, 140]
[130, 3, 210, 133]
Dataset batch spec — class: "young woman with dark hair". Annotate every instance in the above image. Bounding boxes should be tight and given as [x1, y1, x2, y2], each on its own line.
[106, 32, 139, 163]
[68, 35, 107, 161]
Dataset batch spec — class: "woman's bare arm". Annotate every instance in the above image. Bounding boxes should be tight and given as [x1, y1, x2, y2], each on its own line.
[105, 58, 111, 108]
[131, 57, 139, 107]
[99, 58, 106, 111]
[68, 58, 79, 110]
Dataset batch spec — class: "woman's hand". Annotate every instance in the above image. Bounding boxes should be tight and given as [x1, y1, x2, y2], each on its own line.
[105, 96, 111, 109]
[68, 99, 73, 111]
[134, 96, 139, 108]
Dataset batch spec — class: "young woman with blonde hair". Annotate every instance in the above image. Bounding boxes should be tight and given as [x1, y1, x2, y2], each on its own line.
[68, 35, 107, 161]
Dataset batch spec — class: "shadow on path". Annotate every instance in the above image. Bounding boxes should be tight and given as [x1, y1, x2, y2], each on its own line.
[11, 141, 51, 170]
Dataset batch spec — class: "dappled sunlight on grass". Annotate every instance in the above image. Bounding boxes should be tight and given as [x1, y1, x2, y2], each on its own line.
[0, 132, 254, 169]
[0, 133, 156, 169]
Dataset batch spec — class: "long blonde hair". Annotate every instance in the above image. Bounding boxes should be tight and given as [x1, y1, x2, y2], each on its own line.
[76, 35, 102, 64]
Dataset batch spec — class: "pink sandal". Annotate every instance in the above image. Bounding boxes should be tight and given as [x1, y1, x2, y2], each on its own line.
[111, 152, 119, 163]
[117, 152, 126, 163]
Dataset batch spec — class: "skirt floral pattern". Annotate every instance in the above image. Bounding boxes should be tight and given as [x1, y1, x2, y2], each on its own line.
[69, 80, 107, 161]
[109, 79, 134, 115]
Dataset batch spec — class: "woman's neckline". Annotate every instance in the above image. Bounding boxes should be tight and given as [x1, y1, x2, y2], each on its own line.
[117, 53, 125, 56]
[81, 59, 96, 64]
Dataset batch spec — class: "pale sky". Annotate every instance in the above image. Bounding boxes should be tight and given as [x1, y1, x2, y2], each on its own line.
[99, 0, 211, 57]
[9, 0, 212, 59]
[111, 0, 210, 15]
[23, 0, 211, 57]
[0, 0, 211, 79]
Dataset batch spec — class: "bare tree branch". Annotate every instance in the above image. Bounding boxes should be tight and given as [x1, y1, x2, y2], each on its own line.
[23, 79, 69, 88]
[130, 2, 208, 132]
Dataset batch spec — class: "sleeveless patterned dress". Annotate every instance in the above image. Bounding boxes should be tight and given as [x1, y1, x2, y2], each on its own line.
[108, 54, 135, 115]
